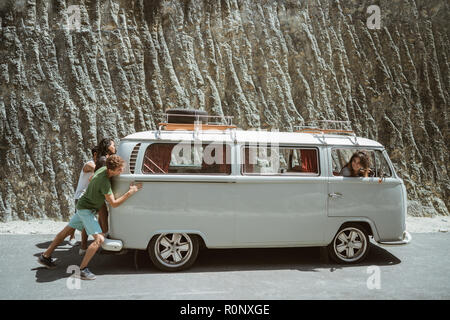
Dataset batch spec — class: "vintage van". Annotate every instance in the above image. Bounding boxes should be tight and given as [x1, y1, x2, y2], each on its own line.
[103, 115, 411, 271]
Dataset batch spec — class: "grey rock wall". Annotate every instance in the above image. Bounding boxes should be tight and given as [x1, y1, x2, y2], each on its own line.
[0, 0, 448, 221]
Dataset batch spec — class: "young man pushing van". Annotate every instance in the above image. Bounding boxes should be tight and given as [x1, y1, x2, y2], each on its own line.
[37, 155, 142, 280]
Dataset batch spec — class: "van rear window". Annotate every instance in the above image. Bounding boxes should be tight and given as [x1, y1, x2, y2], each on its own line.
[242, 146, 319, 175]
[142, 143, 231, 175]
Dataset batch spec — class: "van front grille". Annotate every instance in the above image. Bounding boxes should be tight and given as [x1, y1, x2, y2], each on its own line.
[129, 143, 141, 174]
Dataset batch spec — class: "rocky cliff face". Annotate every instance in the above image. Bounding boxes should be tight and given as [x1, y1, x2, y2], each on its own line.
[0, 0, 448, 221]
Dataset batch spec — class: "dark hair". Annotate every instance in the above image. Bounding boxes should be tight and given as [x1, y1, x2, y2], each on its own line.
[97, 138, 114, 157]
[91, 146, 98, 157]
[345, 151, 370, 176]
[106, 155, 125, 171]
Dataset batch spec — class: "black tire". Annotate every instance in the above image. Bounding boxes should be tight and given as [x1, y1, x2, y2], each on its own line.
[166, 108, 208, 124]
[327, 223, 371, 264]
[148, 233, 200, 272]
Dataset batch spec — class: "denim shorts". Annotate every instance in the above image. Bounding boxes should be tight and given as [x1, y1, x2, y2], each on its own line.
[68, 208, 102, 236]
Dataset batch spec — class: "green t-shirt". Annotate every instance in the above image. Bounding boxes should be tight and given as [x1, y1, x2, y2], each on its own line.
[76, 166, 112, 210]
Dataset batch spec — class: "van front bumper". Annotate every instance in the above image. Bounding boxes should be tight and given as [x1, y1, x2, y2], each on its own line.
[101, 238, 124, 252]
[377, 231, 412, 246]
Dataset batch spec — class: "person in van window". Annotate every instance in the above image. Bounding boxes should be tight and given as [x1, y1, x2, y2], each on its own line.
[78, 138, 116, 255]
[37, 155, 142, 280]
[66, 146, 98, 247]
[339, 151, 371, 178]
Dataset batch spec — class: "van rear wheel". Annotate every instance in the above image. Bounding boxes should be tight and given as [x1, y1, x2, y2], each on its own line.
[328, 223, 370, 264]
[148, 233, 199, 272]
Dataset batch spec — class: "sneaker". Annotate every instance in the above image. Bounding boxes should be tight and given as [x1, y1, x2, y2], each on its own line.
[38, 254, 57, 269]
[68, 238, 78, 246]
[79, 248, 87, 256]
[80, 268, 96, 280]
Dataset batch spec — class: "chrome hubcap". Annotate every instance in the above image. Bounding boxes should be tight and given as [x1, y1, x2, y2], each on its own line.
[334, 227, 367, 262]
[155, 233, 193, 267]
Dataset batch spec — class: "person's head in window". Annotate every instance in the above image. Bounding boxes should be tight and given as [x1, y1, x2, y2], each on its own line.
[341, 151, 371, 177]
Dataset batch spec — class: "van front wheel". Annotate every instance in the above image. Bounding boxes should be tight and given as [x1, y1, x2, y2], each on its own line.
[148, 233, 199, 272]
[328, 224, 370, 264]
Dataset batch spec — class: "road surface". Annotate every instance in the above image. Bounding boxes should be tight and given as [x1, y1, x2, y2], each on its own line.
[0, 233, 449, 299]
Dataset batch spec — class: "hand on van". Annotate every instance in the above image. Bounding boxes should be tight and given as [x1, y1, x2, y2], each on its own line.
[129, 182, 143, 195]
[104, 183, 142, 208]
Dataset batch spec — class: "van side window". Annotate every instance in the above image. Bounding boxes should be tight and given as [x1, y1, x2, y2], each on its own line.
[242, 146, 319, 175]
[142, 143, 231, 175]
[374, 151, 392, 177]
[331, 149, 392, 177]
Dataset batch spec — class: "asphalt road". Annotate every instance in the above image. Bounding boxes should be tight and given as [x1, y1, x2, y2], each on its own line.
[0, 233, 449, 300]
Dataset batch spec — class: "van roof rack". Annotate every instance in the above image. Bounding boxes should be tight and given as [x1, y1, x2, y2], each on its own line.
[295, 120, 358, 144]
[157, 112, 236, 131]
[156, 112, 237, 140]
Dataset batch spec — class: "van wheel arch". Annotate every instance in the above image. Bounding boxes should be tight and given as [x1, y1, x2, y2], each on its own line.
[195, 234, 207, 250]
[340, 221, 373, 237]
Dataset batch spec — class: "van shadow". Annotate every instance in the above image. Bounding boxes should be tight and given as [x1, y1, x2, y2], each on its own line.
[33, 240, 401, 282]
[186, 242, 401, 273]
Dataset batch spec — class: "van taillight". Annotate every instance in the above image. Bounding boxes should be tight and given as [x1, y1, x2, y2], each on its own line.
[129, 143, 141, 174]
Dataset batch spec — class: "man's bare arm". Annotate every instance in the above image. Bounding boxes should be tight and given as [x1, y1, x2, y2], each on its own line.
[83, 161, 95, 173]
[104, 183, 142, 208]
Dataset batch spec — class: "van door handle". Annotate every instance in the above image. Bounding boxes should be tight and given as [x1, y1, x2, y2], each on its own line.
[328, 192, 343, 199]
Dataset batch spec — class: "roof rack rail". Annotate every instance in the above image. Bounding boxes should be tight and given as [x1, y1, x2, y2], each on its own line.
[294, 120, 358, 144]
[158, 123, 237, 131]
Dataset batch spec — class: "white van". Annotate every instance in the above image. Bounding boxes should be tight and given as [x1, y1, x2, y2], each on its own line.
[103, 115, 411, 271]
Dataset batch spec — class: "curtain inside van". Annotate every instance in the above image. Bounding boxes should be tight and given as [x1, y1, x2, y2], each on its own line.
[142, 143, 231, 175]
[142, 143, 175, 173]
[300, 149, 318, 173]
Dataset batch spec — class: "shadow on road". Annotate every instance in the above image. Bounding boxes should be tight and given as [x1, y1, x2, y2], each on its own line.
[32, 239, 401, 283]
[182, 241, 401, 274]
